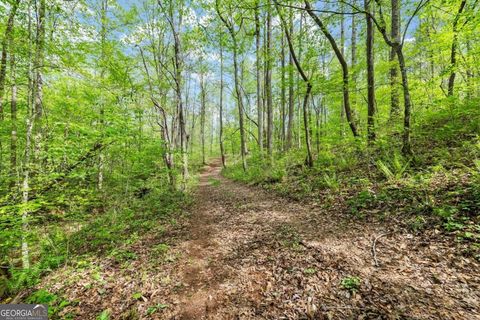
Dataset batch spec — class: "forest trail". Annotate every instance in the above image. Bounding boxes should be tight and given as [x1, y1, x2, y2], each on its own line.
[169, 160, 479, 319]
[39, 160, 479, 319]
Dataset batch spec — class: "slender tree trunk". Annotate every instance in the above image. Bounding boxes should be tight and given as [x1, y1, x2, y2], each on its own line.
[167, 3, 189, 187]
[370, 0, 420, 155]
[340, 3, 346, 134]
[351, 0, 357, 123]
[390, 0, 400, 117]
[286, 8, 294, 151]
[219, 44, 226, 167]
[447, 0, 467, 96]
[365, 0, 376, 142]
[315, 101, 320, 154]
[232, 38, 248, 171]
[33, 0, 46, 161]
[0, 0, 20, 119]
[22, 115, 34, 270]
[266, 0, 273, 158]
[255, 3, 263, 153]
[297, 13, 304, 148]
[200, 73, 206, 165]
[304, 1, 359, 137]
[10, 42, 17, 188]
[280, 28, 286, 149]
[276, 2, 313, 167]
[396, 47, 413, 156]
[216, 2, 247, 170]
[98, 0, 107, 191]
[0, 0, 20, 177]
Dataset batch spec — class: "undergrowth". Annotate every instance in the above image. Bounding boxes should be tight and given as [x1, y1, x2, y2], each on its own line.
[1, 182, 190, 302]
[223, 102, 480, 259]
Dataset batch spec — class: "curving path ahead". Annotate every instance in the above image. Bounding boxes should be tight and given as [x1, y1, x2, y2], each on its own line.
[39, 159, 480, 319]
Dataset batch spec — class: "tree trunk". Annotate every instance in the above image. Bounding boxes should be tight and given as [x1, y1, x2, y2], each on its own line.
[276, 2, 313, 167]
[0, 0, 19, 178]
[10, 42, 17, 188]
[233, 38, 248, 171]
[390, 0, 400, 117]
[396, 47, 413, 156]
[98, 0, 107, 191]
[304, 1, 359, 137]
[33, 0, 46, 161]
[280, 27, 286, 149]
[167, 3, 189, 187]
[0, 0, 20, 120]
[219, 43, 226, 168]
[255, 3, 263, 153]
[447, 0, 467, 96]
[365, 0, 376, 142]
[340, 3, 345, 134]
[351, 0, 357, 113]
[286, 8, 294, 151]
[200, 73, 206, 165]
[266, 0, 273, 158]
[215, 2, 247, 170]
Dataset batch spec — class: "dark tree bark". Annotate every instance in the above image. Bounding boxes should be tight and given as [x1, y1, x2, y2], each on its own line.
[365, 0, 376, 142]
[286, 8, 295, 151]
[447, 0, 467, 96]
[255, 3, 263, 153]
[390, 0, 400, 117]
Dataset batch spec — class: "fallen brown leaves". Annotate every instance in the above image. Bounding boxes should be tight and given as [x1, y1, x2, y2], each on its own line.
[34, 160, 480, 319]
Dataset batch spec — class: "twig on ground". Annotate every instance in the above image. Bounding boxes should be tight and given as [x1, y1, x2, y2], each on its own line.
[371, 233, 389, 267]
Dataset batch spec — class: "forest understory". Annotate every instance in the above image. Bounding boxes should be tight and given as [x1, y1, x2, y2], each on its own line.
[10, 158, 476, 320]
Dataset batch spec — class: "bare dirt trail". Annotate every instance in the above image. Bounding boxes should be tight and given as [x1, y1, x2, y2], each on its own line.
[39, 159, 479, 319]
[159, 159, 480, 319]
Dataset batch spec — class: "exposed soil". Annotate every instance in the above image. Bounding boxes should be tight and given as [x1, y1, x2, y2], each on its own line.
[38, 159, 480, 319]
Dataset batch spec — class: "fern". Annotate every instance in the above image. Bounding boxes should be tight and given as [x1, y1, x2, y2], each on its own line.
[376, 153, 410, 181]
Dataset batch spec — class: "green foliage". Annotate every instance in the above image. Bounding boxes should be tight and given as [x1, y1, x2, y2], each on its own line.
[97, 309, 111, 320]
[376, 153, 410, 181]
[146, 303, 168, 315]
[208, 177, 221, 186]
[131, 292, 143, 300]
[276, 225, 301, 249]
[340, 276, 361, 293]
[109, 249, 137, 263]
[409, 215, 427, 232]
[303, 267, 317, 275]
[348, 190, 376, 217]
[26, 290, 72, 319]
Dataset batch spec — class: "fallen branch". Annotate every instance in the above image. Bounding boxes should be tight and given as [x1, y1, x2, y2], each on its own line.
[371, 233, 389, 267]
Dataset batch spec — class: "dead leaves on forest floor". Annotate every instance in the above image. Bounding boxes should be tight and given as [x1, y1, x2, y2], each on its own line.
[35, 160, 479, 319]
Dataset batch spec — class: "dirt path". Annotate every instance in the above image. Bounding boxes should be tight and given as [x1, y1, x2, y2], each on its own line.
[40, 160, 480, 319]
